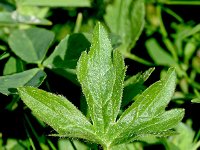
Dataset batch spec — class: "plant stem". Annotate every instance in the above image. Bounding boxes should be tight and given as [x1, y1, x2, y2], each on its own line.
[103, 146, 110, 150]
[192, 140, 200, 150]
[24, 121, 36, 150]
[163, 1, 200, 5]
[47, 139, 57, 150]
[74, 13, 83, 33]
[69, 139, 77, 150]
[162, 7, 183, 22]
[157, 5, 179, 62]
[123, 52, 153, 66]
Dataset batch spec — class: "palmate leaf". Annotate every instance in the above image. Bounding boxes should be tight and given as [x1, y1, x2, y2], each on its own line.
[77, 23, 184, 147]
[17, 23, 184, 149]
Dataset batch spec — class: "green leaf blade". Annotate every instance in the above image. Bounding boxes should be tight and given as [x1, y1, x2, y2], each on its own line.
[18, 86, 98, 142]
[110, 68, 183, 145]
[120, 67, 176, 123]
[111, 50, 126, 121]
[77, 22, 125, 135]
[43, 33, 90, 84]
[105, 0, 145, 52]
[3, 56, 24, 75]
[122, 68, 155, 107]
[138, 109, 184, 133]
[9, 28, 54, 63]
[146, 38, 177, 66]
[0, 68, 46, 95]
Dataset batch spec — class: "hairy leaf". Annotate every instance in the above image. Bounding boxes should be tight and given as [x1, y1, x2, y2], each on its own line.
[17, 23, 184, 149]
[18, 87, 98, 143]
[109, 68, 184, 145]
[77, 22, 126, 135]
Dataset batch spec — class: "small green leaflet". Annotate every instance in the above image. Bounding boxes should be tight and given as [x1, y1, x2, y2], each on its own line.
[3, 56, 24, 75]
[43, 33, 90, 84]
[146, 38, 176, 66]
[18, 23, 184, 149]
[9, 27, 54, 64]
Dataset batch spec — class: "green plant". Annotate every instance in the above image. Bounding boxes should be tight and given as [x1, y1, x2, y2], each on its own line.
[1, 0, 200, 149]
[17, 23, 184, 150]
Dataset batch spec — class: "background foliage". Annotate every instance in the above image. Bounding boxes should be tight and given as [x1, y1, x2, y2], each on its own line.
[0, 0, 200, 149]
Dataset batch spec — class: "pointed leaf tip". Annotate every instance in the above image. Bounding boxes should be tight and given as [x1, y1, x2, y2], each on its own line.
[77, 23, 125, 136]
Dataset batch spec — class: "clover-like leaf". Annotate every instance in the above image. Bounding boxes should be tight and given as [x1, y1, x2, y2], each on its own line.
[9, 27, 54, 64]
[3, 56, 24, 75]
[43, 33, 90, 84]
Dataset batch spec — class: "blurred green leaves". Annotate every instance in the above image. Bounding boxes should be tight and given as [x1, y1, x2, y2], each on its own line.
[0, 68, 46, 95]
[164, 122, 200, 150]
[105, 0, 145, 53]
[19, 0, 91, 7]
[0, 11, 51, 25]
[146, 38, 176, 66]
[104, 0, 152, 65]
